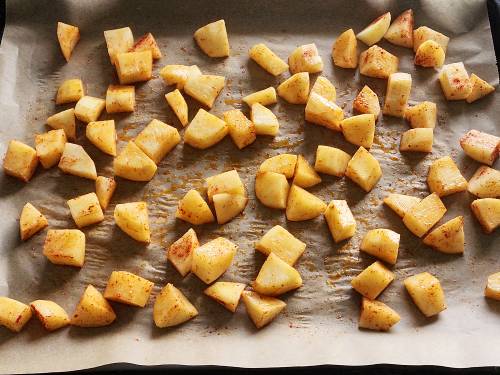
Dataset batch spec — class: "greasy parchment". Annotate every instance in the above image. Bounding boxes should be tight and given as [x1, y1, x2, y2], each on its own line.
[0, 0, 499, 373]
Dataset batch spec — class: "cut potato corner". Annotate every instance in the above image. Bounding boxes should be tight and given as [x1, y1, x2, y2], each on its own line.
[471, 198, 500, 234]
[404, 272, 446, 317]
[383, 193, 420, 218]
[130, 32, 162, 59]
[357, 12, 391, 46]
[286, 184, 326, 221]
[351, 261, 394, 300]
[165, 89, 188, 127]
[194, 19, 229, 57]
[213, 193, 248, 225]
[359, 298, 400, 331]
[400, 128, 433, 153]
[332, 29, 358, 69]
[413, 26, 449, 53]
[3, 140, 38, 183]
[293, 155, 321, 188]
[134, 119, 180, 164]
[460, 129, 499, 166]
[168, 228, 199, 277]
[104, 27, 134, 65]
[86, 120, 117, 156]
[56, 79, 84, 104]
[305, 92, 344, 131]
[403, 193, 446, 237]
[153, 284, 198, 328]
[95, 176, 116, 210]
[467, 166, 500, 198]
[57, 22, 80, 62]
[113, 141, 157, 182]
[314, 145, 351, 177]
[255, 225, 306, 265]
[253, 253, 302, 296]
[383, 72, 412, 118]
[353, 85, 380, 117]
[184, 74, 225, 109]
[204, 282, 246, 312]
[47, 108, 76, 140]
[359, 45, 398, 79]
[345, 146, 382, 192]
[191, 237, 237, 284]
[243, 87, 277, 107]
[249, 43, 289, 76]
[43, 229, 85, 267]
[0, 297, 32, 332]
[324, 200, 356, 243]
[30, 300, 70, 332]
[160, 65, 202, 90]
[415, 40, 445, 68]
[384, 9, 413, 48]
[75, 96, 105, 123]
[423, 216, 464, 254]
[360, 228, 400, 265]
[427, 156, 467, 197]
[105, 85, 135, 113]
[404, 101, 437, 128]
[184, 109, 228, 149]
[288, 43, 323, 74]
[311, 76, 336, 102]
[439, 62, 472, 101]
[277, 72, 309, 104]
[466, 74, 495, 103]
[223, 109, 256, 150]
[103, 271, 154, 307]
[114, 202, 150, 243]
[67, 193, 104, 228]
[35, 129, 67, 169]
[176, 189, 215, 225]
[242, 291, 286, 329]
[255, 171, 290, 209]
[485, 272, 500, 301]
[20, 202, 48, 241]
[259, 154, 297, 178]
[251, 103, 279, 136]
[71, 285, 116, 327]
[58, 143, 97, 180]
[340, 114, 375, 149]
[115, 51, 153, 85]
[206, 169, 245, 202]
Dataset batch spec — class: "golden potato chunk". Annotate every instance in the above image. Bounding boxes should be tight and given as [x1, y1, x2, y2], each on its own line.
[277, 72, 309, 104]
[67, 192, 104, 228]
[255, 225, 306, 265]
[104, 271, 154, 307]
[184, 74, 225, 108]
[47, 108, 76, 140]
[104, 27, 134, 65]
[255, 171, 290, 209]
[165, 89, 188, 127]
[105, 85, 135, 113]
[466, 73, 495, 103]
[0, 297, 32, 332]
[288, 43, 323, 74]
[154, 284, 198, 328]
[223, 109, 256, 150]
[95, 176, 116, 210]
[360, 228, 400, 265]
[404, 272, 446, 317]
[241, 291, 286, 329]
[351, 261, 394, 300]
[56, 79, 84, 104]
[194, 19, 229, 58]
[340, 114, 375, 149]
[400, 128, 433, 153]
[130, 32, 162, 59]
[35, 129, 67, 169]
[471, 198, 500, 233]
[86, 120, 117, 156]
[206, 169, 245, 202]
[286, 184, 326, 221]
[357, 12, 391, 46]
[192, 237, 237, 284]
[423, 216, 464, 254]
[160, 64, 202, 90]
[353, 85, 380, 117]
[20, 202, 48, 241]
[439, 62, 472, 100]
[427, 156, 467, 197]
[332, 29, 358, 68]
[249, 43, 289, 76]
[168, 228, 199, 277]
[305, 92, 344, 131]
[204, 282, 246, 312]
[134, 119, 180, 164]
[213, 193, 248, 225]
[414, 40, 445, 68]
[253, 253, 302, 296]
[71, 285, 116, 327]
[485, 272, 500, 301]
[359, 298, 400, 331]
[359, 45, 398, 79]
[345, 146, 382, 192]
[30, 300, 70, 332]
[383, 193, 420, 218]
[115, 51, 153, 84]
[58, 143, 97, 180]
[311, 76, 336, 102]
[43, 229, 85, 267]
[467, 166, 500, 198]
[404, 101, 437, 128]
[259, 154, 297, 178]
[384, 9, 413, 48]
[403, 193, 447, 237]
[460, 129, 499, 166]
[3, 140, 38, 182]
[243, 87, 277, 107]
[113, 141, 157, 182]
[114, 202, 150, 243]
[324, 200, 356, 243]
[75, 96, 105, 123]
[176, 189, 215, 225]
[314, 145, 351, 177]
[413, 26, 449, 53]
[251, 103, 280, 136]
[293, 154, 321, 188]
[383, 72, 412, 117]
[57, 22, 79, 62]
[184, 109, 228, 149]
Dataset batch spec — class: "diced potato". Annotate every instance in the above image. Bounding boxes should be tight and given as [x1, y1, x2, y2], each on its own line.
[485, 272, 500, 301]
[286, 184, 327, 221]
[305, 93, 344, 131]
[382, 72, 412, 117]
[59, 143, 97, 180]
[427, 156, 467, 197]
[30, 300, 70, 332]
[467, 166, 500, 198]
[206, 169, 245, 202]
[384, 9, 413, 48]
[383, 193, 421, 218]
[71, 285, 116, 327]
[251, 103, 280, 136]
[255, 171, 290, 209]
[403, 193, 447, 237]
[340, 114, 375, 149]
[439, 62, 472, 101]
[404, 101, 437, 128]
[86, 120, 117, 156]
[293, 155, 321, 188]
[357, 12, 391, 46]
[314, 145, 351, 177]
[288, 43, 323, 74]
[345, 146, 382, 192]
[400, 128, 433, 153]
[332, 29, 358, 69]
[184, 109, 228, 149]
[310, 76, 336, 102]
[243, 87, 277, 107]
[423, 216, 464, 254]
[176, 189, 215, 225]
[113, 141, 157, 182]
[57, 22, 79, 62]
[213, 193, 248, 224]
[3, 140, 38, 182]
[134, 119, 180, 163]
[95, 176, 116, 210]
[241, 291, 286, 329]
[35, 129, 67, 169]
[192, 237, 237, 284]
[104, 27, 134, 65]
[130, 32, 162, 59]
[114, 202, 150, 243]
[359, 45, 398, 79]
[74, 96, 105, 123]
[353, 85, 380, 117]
[359, 298, 400, 331]
[115, 51, 153, 84]
[47, 108, 76, 140]
[253, 253, 302, 296]
[360, 228, 400, 265]
[259, 154, 297, 178]
[153, 284, 198, 328]
[223, 109, 256, 150]
[184, 74, 225, 108]
[413, 26, 449, 53]
[404, 272, 446, 317]
[351, 261, 394, 300]
[67, 192, 104, 228]
[20, 202, 48, 241]
[204, 282, 246, 312]
[105, 85, 135, 113]
[43, 229, 85, 267]
[324, 200, 356, 243]
[277, 72, 310, 104]
[466, 73, 495, 103]
[415, 40, 445, 68]
[160, 65, 202, 90]
[460, 130, 499, 166]
[168, 228, 199, 277]
[471, 198, 500, 233]
[103, 271, 154, 307]
[249, 43, 289, 76]
[0, 297, 32, 332]
[194, 19, 229, 57]
[255, 225, 306, 266]
[165, 89, 188, 127]
[56, 79, 84, 104]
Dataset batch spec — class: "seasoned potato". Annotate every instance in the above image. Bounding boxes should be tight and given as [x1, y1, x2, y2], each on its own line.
[351, 261, 394, 300]
[359, 298, 400, 331]
[255, 225, 306, 265]
[403, 193, 447, 237]
[192, 237, 237, 284]
[114, 202, 150, 242]
[404, 101, 437, 128]
[470, 198, 500, 233]
[56, 79, 84, 104]
[223, 109, 256, 149]
[57, 22, 80, 62]
[359, 45, 398, 79]
[95, 176, 116, 210]
[259, 154, 297, 178]
[356, 12, 391, 46]
[194, 19, 229, 57]
[184, 74, 225, 108]
[249, 43, 289, 76]
[423, 216, 464, 254]
[43, 229, 85, 267]
[353, 85, 380, 117]
[130, 32, 162, 59]
[153, 284, 198, 328]
[134, 119, 180, 163]
[277, 72, 310, 104]
[213, 193, 248, 224]
[104, 271, 154, 307]
[47, 108, 76, 140]
[384, 9, 413, 48]
[324, 200, 356, 243]
[206, 169, 246, 202]
[204, 282, 246, 312]
[251, 103, 280, 136]
[404, 272, 446, 317]
[293, 155, 321, 188]
[427, 156, 467, 197]
[243, 87, 277, 107]
[286, 184, 326, 221]
[413, 26, 449, 53]
[288, 43, 323, 74]
[460, 129, 499, 166]
[345, 146, 382, 192]
[383, 193, 420, 218]
[360, 228, 400, 265]
[176, 189, 215, 225]
[115, 51, 153, 84]
[160, 64, 202, 90]
[71, 285, 116, 327]
[113, 141, 157, 182]
[168, 228, 199, 277]
[253, 253, 302, 296]
[20, 202, 48, 241]
[340, 114, 375, 149]
[439, 62, 472, 100]
[67, 192, 104, 228]
[35, 129, 67, 169]
[241, 291, 286, 329]
[184, 109, 228, 149]
[30, 300, 70, 332]
[105, 85, 135, 113]
[0, 297, 32, 332]
[255, 171, 290, 209]
[485, 272, 500, 301]
[415, 40, 445, 68]
[382, 72, 412, 117]
[3, 140, 38, 182]
[467, 166, 500, 198]
[75, 96, 105, 123]
[86, 120, 117, 156]
[165, 89, 189, 127]
[332, 29, 358, 69]
[305, 92, 344, 131]
[466, 73, 495, 103]
[310, 76, 336, 102]
[314, 145, 351, 177]
[58, 143, 97, 180]
[104, 27, 134, 65]
[400, 128, 433, 153]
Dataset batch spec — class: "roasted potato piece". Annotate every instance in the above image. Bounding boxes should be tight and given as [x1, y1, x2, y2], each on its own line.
[130, 32, 162, 59]
[383, 72, 412, 117]
[57, 22, 80, 62]
[75, 96, 105, 123]
[404, 101, 437, 128]
[359, 298, 400, 331]
[345, 146, 382, 192]
[352, 261, 394, 300]
[0, 297, 32, 332]
[134, 119, 180, 164]
[35, 129, 67, 169]
[104, 271, 154, 307]
[324, 200, 356, 243]
[353, 85, 380, 117]
[206, 169, 246, 202]
[105, 85, 135, 113]
[43, 229, 85, 267]
[153, 284, 198, 328]
[160, 64, 202, 90]
[47, 108, 76, 140]
[305, 92, 344, 131]
[223, 109, 256, 150]
[383, 193, 420, 218]
[251, 103, 280, 136]
[359, 45, 398, 79]
[213, 193, 248, 224]
[427, 156, 467, 197]
[104, 27, 134, 65]
[314, 145, 351, 177]
[114, 202, 150, 243]
[71, 285, 116, 327]
[356, 12, 391, 46]
[241, 291, 286, 329]
[384, 9, 413, 48]
[415, 40, 445, 68]
[184, 109, 228, 149]
[466, 73, 495, 103]
[20, 202, 48, 241]
[360, 228, 400, 265]
[403, 193, 447, 237]
[3, 140, 38, 182]
[413, 26, 449, 53]
[253, 253, 302, 296]
[113, 141, 157, 182]
[277, 72, 310, 104]
[30, 300, 70, 332]
[168, 228, 199, 277]
[255, 225, 306, 265]
[340, 114, 375, 149]
[485, 272, 500, 301]
[400, 128, 433, 153]
[255, 171, 290, 209]
[293, 154, 321, 188]
[310, 76, 336, 102]
[204, 282, 246, 312]
[332, 29, 358, 68]
[115, 50, 152, 84]
[165, 89, 189, 127]
[67, 192, 104, 228]
[58, 143, 97, 180]
[288, 43, 323, 74]
[192, 237, 237, 284]
[184, 74, 225, 108]
[95, 176, 116, 210]
[439, 62, 472, 100]
[470, 198, 500, 233]
[460, 129, 499, 166]
[423, 216, 464, 254]
[176, 189, 215, 225]
[243, 87, 277, 107]
[56, 79, 84, 104]
[86, 120, 117, 156]
[467, 166, 500, 198]
[194, 19, 229, 57]
[249, 43, 289, 76]
[259, 154, 297, 178]
[404, 272, 446, 317]
[286, 184, 326, 221]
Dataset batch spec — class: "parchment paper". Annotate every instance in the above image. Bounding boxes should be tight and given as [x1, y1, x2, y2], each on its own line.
[0, 0, 499, 373]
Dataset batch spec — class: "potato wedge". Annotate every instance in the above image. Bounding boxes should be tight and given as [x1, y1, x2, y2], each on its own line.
[251, 103, 280, 136]
[86, 120, 117, 156]
[286, 184, 326, 221]
[404, 272, 446, 317]
[104, 271, 154, 307]
[194, 19, 229, 57]
[288, 43, 323, 74]
[213, 193, 248, 225]
[383, 72, 412, 118]
[471, 198, 500, 233]
[104, 27, 134, 65]
[305, 92, 344, 131]
[165, 89, 189, 127]
[427, 156, 467, 197]
[58, 143, 97, 180]
[57, 22, 79, 62]
[223, 109, 256, 150]
[114, 202, 150, 243]
[168, 228, 199, 277]
[324, 200, 356, 243]
[130, 32, 162, 59]
[105, 85, 135, 113]
[400, 128, 433, 153]
[204, 282, 246, 312]
[340, 114, 375, 149]
[357, 12, 391, 46]
[383, 193, 420, 218]
[415, 40, 445, 68]
[277, 72, 309, 104]
[359, 45, 398, 79]
[192, 237, 237, 284]
[249, 43, 289, 76]
[360, 228, 400, 265]
[293, 154, 321, 188]
[351, 261, 394, 300]
[259, 154, 297, 178]
[403, 193, 447, 237]
[134, 119, 181, 163]
[3, 140, 38, 182]
[310, 76, 336, 102]
[184, 74, 225, 108]
[0, 297, 32, 332]
[384, 9, 413, 48]
[353, 85, 380, 117]
[467, 166, 500, 198]
[241, 291, 286, 329]
[332, 29, 358, 69]
[243, 87, 277, 107]
[20, 202, 48, 241]
[404, 101, 437, 128]
[345, 146, 382, 192]
[35, 129, 67, 169]
[160, 64, 202, 90]
[359, 298, 400, 331]
[43, 229, 85, 267]
[30, 300, 70, 332]
[466, 73, 495, 103]
[439, 62, 472, 101]
[115, 51, 153, 84]
[255, 171, 290, 209]
[71, 285, 116, 327]
[314, 145, 351, 177]
[67, 192, 104, 228]
[255, 225, 306, 266]
[460, 130, 499, 166]
[485, 272, 500, 301]
[206, 169, 245, 202]
[56, 79, 84, 104]
[176, 189, 215, 225]
[47, 108, 76, 140]
[184, 109, 228, 149]
[413, 26, 449, 53]
[253, 253, 302, 296]
[423, 216, 464, 254]
[95, 176, 116, 210]
[153, 284, 198, 328]
[113, 141, 157, 182]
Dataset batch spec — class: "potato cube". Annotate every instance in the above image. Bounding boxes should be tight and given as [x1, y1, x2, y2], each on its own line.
[184, 109, 228, 149]
[403, 193, 447, 237]
[113, 141, 157, 182]
[427, 156, 467, 197]
[286, 184, 327, 221]
[20, 202, 48, 241]
[57, 22, 79, 62]
[223, 109, 256, 149]
[353, 85, 380, 117]
[165, 89, 188, 127]
[153, 284, 198, 328]
[439, 62, 472, 100]
[400, 128, 433, 153]
[471, 198, 500, 233]
[423, 216, 464, 254]
[359, 298, 400, 331]
[104, 27, 134, 65]
[243, 87, 277, 107]
[74, 96, 105, 123]
[213, 193, 248, 224]
[3, 140, 38, 182]
[160, 64, 202, 90]
[305, 92, 344, 131]
[383, 193, 420, 218]
[359, 45, 398, 79]
[67, 192, 104, 228]
[255, 171, 290, 209]
[176, 189, 215, 225]
[324, 200, 356, 243]
[241, 291, 286, 329]
[255, 225, 306, 265]
[253, 253, 302, 296]
[277, 72, 309, 104]
[259, 154, 297, 178]
[43, 229, 85, 267]
[356, 12, 391, 46]
[134, 119, 180, 163]
[415, 40, 445, 68]
[404, 101, 437, 128]
[56, 79, 84, 104]
[249, 43, 289, 76]
[105, 85, 135, 113]
[311, 76, 336, 102]
[114, 202, 150, 243]
[404, 272, 446, 317]
[95, 176, 116, 210]
[35, 129, 67, 169]
[251, 103, 280, 136]
[351, 261, 394, 300]
[314, 145, 351, 177]
[184, 74, 225, 108]
[0, 297, 32, 332]
[130, 32, 162, 59]
[332, 29, 358, 69]
[115, 51, 153, 84]
[340, 114, 375, 149]
[30, 300, 70, 331]
[384, 9, 413, 48]
[206, 169, 245, 202]
[293, 154, 321, 188]
[168, 228, 199, 277]
[360, 228, 400, 265]
[413, 26, 449, 53]
[466, 73, 495, 103]
[467, 166, 500, 198]
[204, 282, 246, 312]
[47, 108, 76, 140]
[192, 237, 237, 284]
[104, 271, 154, 307]
[58, 143, 97, 180]
[194, 19, 229, 57]
[383, 72, 412, 117]
[485, 272, 500, 301]
[460, 129, 499, 166]
[288, 43, 323, 74]
[345, 146, 382, 192]
[86, 120, 117, 156]
[71, 285, 116, 327]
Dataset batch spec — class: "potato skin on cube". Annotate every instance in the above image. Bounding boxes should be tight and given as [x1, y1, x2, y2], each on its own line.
[255, 171, 290, 209]
[356, 12, 391, 46]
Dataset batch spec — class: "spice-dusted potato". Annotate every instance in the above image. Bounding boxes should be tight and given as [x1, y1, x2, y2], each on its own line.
[277, 72, 310, 104]
[359, 298, 400, 331]
[191, 237, 237, 284]
[353, 85, 380, 117]
[305, 92, 344, 131]
[160, 65, 202, 90]
[351, 261, 394, 300]
[241, 291, 286, 329]
[43, 229, 85, 267]
[30, 300, 70, 332]
[404, 272, 446, 317]
[383, 193, 420, 218]
[168, 228, 199, 277]
[184, 74, 225, 108]
[400, 128, 433, 153]
[134, 119, 180, 164]
[439, 62, 472, 100]
[293, 155, 321, 188]
[113, 141, 157, 182]
[115, 51, 153, 85]
[466, 73, 495, 103]
[340, 114, 376, 149]
[153, 284, 198, 328]
[184, 109, 228, 149]
[57, 22, 79, 62]
[427, 156, 467, 197]
[485, 272, 500, 301]
[470, 198, 500, 233]
[382, 72, 412, 117]
[255, 225, 306, 266]
[86, 120, 117, 156]
[332, 29, 358, 69]
[165, 89, 189, 127]
[356, 12, 391, 46]
[67, 192, 104, 228]
[204, 282, 246, 312]
[467, 166, 500, 198]
[324, 200, 356, 243]
[423, 216, 464, 254]
[71, 285, 116, 327]
[114, 202, 150, 243]
[360, 228, 400, 265]
[74, 96, 105, 123]
[103, 271, 154, 307]
[58, 143, 97, 180]
[345, 146, 382, 192]
[47, 108, 76, 140]
[460, 130, 499, 166]
[56, 79, 84, 104]
[249, 43, 289, 76]
[0, 297, 32, 332]
[130, 32, 162, 59]
[194, 19, 229, 58]
[35, 129, 67, 169]
[213, 193, 248, 225]
[95, 176, 116, 210]
[413, 26, 449, 53]
[359, 45, 398, 79]
[404, 101, 437, 128]
[255, 171, 290, 209]
[176, 189, 215, 225]
[259, 154, 297, 178]
[243, 87, 277, 107]
[3, 140, 38, 182]
[206, 169, 246, 202]
[384, 9, 413, 48]
[223, 109, 256, 150]
[403, 193, 447, 237]
[415, 40, 445, 68]
[286, 184, 327, 221]
[314, 145, 351, 177]
[105, 85, 135, 113]
[311, 76, 336, 102]
[251, 103, 280, 136]
[20, 202, 48, 241]
[104, 27, 134, 65]
[288, 43, 323, 74]
[253, 253, 302, 296]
